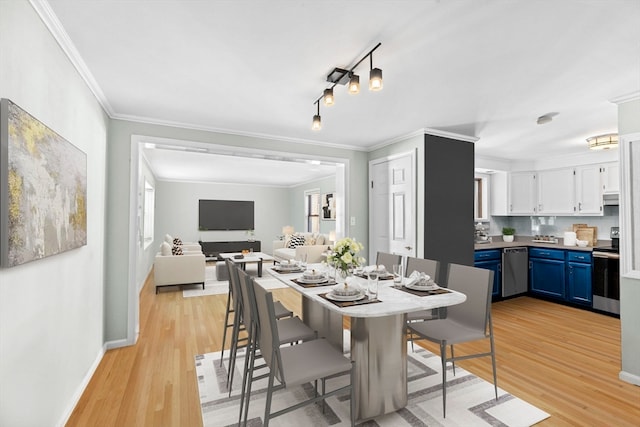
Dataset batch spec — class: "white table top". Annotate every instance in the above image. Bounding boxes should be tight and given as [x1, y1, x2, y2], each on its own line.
[266, 264, 466, 318]
[219, 252, 274, 263]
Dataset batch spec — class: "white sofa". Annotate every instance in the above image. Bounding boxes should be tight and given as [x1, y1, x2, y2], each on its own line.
[272, 233, 331, 263]
[154, 241, 206, 293]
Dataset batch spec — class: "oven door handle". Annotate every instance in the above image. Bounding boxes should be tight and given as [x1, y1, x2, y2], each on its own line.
[593, 252, 620, 260]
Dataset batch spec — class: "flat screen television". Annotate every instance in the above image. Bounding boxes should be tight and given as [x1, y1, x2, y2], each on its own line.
[198, 199, 255, 231]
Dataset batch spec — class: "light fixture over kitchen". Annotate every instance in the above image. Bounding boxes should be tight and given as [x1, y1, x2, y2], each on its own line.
[536, 114, 553, 125]
[587, 133, 618, 150]
[311, 42, 383, 130]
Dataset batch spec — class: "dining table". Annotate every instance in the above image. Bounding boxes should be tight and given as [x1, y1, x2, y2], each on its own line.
[266, 264, 466, 421]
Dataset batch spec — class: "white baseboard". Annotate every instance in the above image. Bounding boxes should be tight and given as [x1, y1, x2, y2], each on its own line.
[619, 370, 640, 386]
[56, 344, 107, 427]
[105, 337, 133, 350]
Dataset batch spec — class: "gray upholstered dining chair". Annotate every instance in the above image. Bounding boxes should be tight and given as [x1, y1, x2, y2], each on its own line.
[407, 263, 497, 418]
[236, 270, 316, 426]
[224, 260, 293, 391]
[253, 280, 355, 427]
[404, 256, 441, 350]
[376, 251, 402, 270]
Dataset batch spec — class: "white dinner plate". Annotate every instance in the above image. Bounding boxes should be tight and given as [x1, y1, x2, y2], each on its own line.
[297, 277, 329, 284]
[325, 291, 366, 302]
[405, 282, 438, 291]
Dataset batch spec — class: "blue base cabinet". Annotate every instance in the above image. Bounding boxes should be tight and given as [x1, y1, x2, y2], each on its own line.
[529, 248, 566, 299]
[567, 251, 592, 305]
[474, 249, 501, 298]
[529, 248, 593, 307]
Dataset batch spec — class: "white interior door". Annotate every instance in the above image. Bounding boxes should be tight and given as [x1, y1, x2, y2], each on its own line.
[369, 152, 416, 264]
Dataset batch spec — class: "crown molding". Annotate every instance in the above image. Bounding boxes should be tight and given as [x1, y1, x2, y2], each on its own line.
[610, 91, 640, 105]
[423, 127, 480, 143]
[30, 0, 115, 116]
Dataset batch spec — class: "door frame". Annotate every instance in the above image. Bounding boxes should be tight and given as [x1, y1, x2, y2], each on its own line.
[368, 149, 417, 263]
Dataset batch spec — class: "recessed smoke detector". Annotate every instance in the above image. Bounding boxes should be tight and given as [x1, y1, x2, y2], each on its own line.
[536, 112, 558, 125]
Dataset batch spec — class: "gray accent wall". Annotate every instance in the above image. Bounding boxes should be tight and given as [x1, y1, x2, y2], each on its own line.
[0, 1, 109, 426]
[423, 134, 475, 280]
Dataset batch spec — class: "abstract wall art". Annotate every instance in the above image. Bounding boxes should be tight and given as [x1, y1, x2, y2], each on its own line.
[0, 99, 87, 268]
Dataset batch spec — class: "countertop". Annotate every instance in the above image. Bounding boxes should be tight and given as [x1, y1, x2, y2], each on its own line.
[474, 236, 613, 252]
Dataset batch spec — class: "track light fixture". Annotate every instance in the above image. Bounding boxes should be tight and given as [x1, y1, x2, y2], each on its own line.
[348, 73, 360, 94]
[323, 88, 334, 106]
[312, 101, 321, 130]
[312, 42, 382, 129]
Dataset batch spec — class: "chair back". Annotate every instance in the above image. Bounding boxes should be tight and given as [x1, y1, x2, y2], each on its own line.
[237, 269, 256, 334]
[376, 251, 402, 270]
[226, 259, 243, 316]
[252, 282, 285, 383]
[405, 257, 439, 282]
[446, 263, 493, 333]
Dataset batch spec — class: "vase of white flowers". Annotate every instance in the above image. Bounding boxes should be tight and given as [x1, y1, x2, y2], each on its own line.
[327, 237, 366, 281]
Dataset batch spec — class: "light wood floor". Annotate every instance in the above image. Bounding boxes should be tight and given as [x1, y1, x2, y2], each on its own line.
[67, 273, 640, 426]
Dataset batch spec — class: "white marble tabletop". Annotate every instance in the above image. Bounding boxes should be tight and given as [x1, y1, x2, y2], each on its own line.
[266, 264, 466, 318]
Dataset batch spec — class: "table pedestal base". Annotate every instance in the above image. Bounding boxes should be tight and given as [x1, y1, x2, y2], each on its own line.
[351, 314, 407, 420]
[301, 298, 408, 421]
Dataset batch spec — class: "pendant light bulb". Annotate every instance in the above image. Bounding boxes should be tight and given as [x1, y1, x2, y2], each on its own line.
[312, 102, 321, 130]
[323, 88, 334, 106]
[369, 67, 383, 91]
[348, 74, 360, 94]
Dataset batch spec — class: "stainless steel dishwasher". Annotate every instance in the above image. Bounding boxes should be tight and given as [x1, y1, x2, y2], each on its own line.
[502, 247, 528, 297]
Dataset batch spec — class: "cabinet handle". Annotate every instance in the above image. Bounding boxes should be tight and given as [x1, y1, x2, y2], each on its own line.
[579, 202, 582, 211]
[529, 261, 532, 269]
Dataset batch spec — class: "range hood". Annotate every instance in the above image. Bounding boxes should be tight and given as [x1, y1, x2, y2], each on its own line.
[603, 193, 619, 206]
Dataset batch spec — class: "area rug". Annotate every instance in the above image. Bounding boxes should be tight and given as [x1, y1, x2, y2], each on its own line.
[183, 265, 288, 298]
[195, 342, 550, 426]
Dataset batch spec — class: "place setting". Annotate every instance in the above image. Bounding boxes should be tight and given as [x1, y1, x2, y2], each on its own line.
[319, 276, 382, 307]
[393, 271, 452, 296]
[270, 259, 305, 274]
[291, 268, 336, 288]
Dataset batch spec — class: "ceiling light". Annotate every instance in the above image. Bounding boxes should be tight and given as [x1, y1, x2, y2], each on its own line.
[311, 42, 382, 130]
[536, 115, 553, 125]
[368, 52, 383, 91]
[311, 102, 321, 130]
[348, 73, 360, 94]
[323, 88, 334, 106]
[587, 133, 618, 150]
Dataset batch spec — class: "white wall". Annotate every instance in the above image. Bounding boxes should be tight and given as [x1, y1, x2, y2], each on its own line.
[0, 2, 108, 426]
[154, 180, 291, 255]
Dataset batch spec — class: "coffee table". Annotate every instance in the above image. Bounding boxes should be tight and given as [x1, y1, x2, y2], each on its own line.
[218, 252, 274, 277]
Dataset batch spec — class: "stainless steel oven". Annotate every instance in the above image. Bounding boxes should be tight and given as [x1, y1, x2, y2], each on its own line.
[592, 227, 620, 316]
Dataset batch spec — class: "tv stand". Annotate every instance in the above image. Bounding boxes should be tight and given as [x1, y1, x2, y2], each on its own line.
[199, 240, 261, 260]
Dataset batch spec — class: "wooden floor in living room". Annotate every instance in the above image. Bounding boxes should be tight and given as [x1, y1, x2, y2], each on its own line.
[66, 273, 640, 427]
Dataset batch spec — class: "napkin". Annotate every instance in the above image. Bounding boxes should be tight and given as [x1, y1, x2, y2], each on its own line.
[405, 271, 432, 287]
[364, 264, 386, 273]
[333, 277, 362, 295]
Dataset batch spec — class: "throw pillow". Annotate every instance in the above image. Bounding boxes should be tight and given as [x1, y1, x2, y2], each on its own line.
[173, 237, 182, 245]
[160, 241, 172, 256]
[287, 234, 306, 249]
[305, 234, 317, 245]
[165, 234, 173, 244]
[172, 245, 183, 256]
[316, 234, 325, 245]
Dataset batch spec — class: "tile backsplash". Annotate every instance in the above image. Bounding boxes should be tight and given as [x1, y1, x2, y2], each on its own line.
[487, 206, 619, 240]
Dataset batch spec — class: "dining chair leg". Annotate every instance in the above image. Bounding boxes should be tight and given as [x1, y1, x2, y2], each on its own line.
[440, 341, 448, 418]
[264, 370, 276, 427]
[239, 326, 256, 426]
[220, 287, 233, 366]
[450, 344, 456, 375]
[489, 316, 499, 400]
[350, 362, 355, 427]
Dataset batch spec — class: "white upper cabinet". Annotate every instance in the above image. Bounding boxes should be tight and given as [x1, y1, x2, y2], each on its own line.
[600, 162, 620, 194]
[537, 168, 575, 215]
[575, 165, 603, 215]
[508, 171, 538, 215]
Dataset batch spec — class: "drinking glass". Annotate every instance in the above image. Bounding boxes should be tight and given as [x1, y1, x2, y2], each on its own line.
[367, 270, 379, 299]
[393, 264, 403, 284]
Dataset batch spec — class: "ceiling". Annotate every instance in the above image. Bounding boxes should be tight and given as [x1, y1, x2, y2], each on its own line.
[43, 0, 640, 184]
